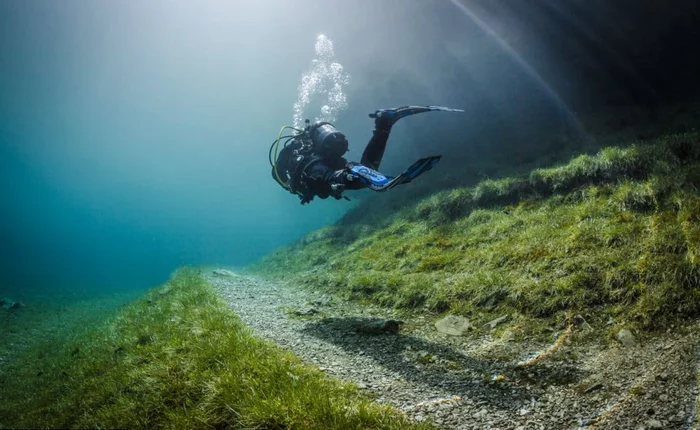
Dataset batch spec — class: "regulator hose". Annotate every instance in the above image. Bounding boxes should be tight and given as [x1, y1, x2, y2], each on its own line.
[269, 125, 303, 190]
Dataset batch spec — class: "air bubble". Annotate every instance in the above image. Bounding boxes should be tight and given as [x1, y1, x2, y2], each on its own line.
[293, 35, 350, 128]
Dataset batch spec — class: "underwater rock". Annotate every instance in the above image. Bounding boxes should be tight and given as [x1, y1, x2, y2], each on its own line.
[354, 319, 402, 335]
[311, 294, 333, 307]
[435, 315, 472, 336]
[212, 269, 235, 277]
[484, 314, 509, 329]
[616, 329, 638, 347]
[294, 307, 319, 316]
[0, 298, 24, 310]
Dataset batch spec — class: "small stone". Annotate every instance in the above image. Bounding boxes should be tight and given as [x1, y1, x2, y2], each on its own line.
[500, 329, 515, 341]
[212, 269, 235, 277]
[657, 372, 668, 381]
[646, 419, 662, 429]
[491, 374, 507, 383]
[472, 407, 488, 418]
[584, 383, 603, 394]
[294, 307, 318, 316]
[659, 394, 669, 402]
[484, 314, 509, 329]
[311, 294, 333, 307]
[519, 408, 532, 416]
[9, 301, 25, 310]
[616, 329, 638, 347]
[435, 315, 472, 336]
[416, 350, 435, 364]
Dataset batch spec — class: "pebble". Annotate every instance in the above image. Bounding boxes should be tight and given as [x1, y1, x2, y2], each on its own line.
[294, 307, 318, 316]
[616, 329, 638, 347]
[646, 418, 663, 429]
[484, 314, 509, 329]
[583, 383, 603, 394]
[212, 269, 235, 277]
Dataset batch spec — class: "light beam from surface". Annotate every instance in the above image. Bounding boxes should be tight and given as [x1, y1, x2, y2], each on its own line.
[448, 0, 591, 142]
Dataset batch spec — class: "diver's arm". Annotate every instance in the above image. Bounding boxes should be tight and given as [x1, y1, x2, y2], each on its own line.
[304, 162, 357, 200]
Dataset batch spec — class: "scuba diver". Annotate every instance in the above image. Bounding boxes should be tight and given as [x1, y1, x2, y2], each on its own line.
[269, 105, 464, 204]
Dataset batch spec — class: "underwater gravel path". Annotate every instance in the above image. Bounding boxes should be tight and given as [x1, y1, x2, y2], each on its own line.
[208, 270, 699, 430]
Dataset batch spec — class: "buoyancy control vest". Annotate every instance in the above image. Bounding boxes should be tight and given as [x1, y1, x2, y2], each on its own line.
[271, 120, 348, 195]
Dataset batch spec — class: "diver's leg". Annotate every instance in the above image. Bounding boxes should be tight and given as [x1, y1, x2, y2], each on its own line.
[361, 113, 396, 170]
[360, 128, 390, 171]
[361, 109, 413, 170]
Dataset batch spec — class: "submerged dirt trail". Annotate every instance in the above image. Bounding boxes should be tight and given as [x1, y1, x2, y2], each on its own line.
[208, 270, 699, 430]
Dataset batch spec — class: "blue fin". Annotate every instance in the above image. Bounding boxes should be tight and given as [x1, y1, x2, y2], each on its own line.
[369, 105, 465, 121]
[348, 156, 441, 192]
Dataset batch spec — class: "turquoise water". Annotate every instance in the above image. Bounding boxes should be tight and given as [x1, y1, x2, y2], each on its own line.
[1, 0, 698, 293]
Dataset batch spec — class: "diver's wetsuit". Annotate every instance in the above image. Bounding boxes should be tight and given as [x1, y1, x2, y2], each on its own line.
[304, 127, 390, 194]
[284, 120, 393, 204]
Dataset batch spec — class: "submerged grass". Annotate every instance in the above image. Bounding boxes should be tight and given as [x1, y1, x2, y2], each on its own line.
[0, 269, 432, 430]
[253, 133, 700, 330]
[0, 289, 143, 366]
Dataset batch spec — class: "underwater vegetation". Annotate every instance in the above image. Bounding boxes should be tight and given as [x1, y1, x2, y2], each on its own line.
[253, 132, 700, 331]
[0, 269, 432, 429]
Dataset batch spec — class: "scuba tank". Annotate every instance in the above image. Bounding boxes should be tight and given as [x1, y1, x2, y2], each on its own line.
[307, 121, 348, 159]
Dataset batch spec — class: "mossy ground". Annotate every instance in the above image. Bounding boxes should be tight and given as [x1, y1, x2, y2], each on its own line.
[253, 132, 700, 332]
[0, 269, 432, 430]
[0, 289, 143, 365]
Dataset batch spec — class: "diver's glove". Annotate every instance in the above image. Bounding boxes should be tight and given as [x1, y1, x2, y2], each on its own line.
[328, 169, 355, 199]
[330, 183, 345, 199]
[299, 193, 314, 205]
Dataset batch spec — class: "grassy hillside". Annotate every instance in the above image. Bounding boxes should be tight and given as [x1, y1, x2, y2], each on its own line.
[252, 132, 700, 331]
[0, 269, 431, 430]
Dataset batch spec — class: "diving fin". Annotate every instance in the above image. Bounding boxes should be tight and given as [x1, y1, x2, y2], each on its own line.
[348, 156, 442, 192]
[369, 105, 465, 123]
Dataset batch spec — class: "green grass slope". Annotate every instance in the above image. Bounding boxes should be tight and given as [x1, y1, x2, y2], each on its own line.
[253, 132, 700, 331]
[0, 269, 432, 430]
